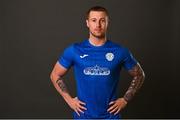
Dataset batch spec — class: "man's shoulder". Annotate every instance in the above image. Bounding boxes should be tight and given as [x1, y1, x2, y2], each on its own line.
[108, 40, 132, 55]
[64, 40, 85, 48]
[108, 40, 126, 49]
[73, 39, 88, 48]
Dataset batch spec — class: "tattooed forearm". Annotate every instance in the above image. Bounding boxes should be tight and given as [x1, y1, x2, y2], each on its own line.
[56, 77, 68, 93]
[123, 63, 145, 102]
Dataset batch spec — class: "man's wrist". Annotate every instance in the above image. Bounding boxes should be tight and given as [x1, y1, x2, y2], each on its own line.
[122, 97, 128, 103]
[63, 93, 73, 102]
[123, 90, 135, 102]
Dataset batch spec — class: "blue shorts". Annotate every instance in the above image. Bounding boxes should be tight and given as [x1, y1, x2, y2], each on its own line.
[73, 111, 121, 120]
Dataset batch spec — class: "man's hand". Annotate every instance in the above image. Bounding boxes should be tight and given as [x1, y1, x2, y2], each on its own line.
[67, 97, 87, 116]
[107, 98, 127, 115]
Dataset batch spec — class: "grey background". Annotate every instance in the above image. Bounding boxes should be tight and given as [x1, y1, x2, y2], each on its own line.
[0, 0, 180, 118]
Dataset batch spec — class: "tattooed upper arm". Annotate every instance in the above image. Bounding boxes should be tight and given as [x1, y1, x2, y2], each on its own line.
[123, 63, 145, 102]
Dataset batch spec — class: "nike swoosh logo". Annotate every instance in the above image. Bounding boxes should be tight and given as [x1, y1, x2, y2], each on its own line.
[80, 54, 89, 58]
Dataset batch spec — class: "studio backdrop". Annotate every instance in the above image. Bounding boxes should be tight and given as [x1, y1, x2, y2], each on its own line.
[0, 0, 180, 118]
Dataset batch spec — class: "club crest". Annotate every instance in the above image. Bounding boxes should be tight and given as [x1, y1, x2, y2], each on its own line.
[105, 53, 114, 61]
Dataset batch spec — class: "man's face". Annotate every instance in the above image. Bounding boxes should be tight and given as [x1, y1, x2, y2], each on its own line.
[86, 11, 109, 39]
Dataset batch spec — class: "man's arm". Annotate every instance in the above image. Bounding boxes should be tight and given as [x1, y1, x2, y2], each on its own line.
[123, 63, 145, 102]
[50, 62, 71, 100]
[107, 63, 145, 115]
[50, 62, 87, 116]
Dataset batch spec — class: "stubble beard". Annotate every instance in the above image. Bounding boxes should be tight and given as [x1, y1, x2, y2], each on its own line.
[90, 31, 106, 39]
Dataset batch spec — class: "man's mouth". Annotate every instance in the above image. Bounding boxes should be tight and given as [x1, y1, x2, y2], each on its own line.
[95, 29, 102, 32]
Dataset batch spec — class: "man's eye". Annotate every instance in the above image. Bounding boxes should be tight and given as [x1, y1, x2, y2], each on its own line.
[92, 19, 96, 22]
[101, 19, 105, 22]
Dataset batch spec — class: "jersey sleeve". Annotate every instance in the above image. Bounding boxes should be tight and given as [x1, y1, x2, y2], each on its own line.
[58, 44, 74, 69]
[122, 48, 138, 71]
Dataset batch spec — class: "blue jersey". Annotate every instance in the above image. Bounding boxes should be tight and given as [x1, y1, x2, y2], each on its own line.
[58, 39, 137, 119]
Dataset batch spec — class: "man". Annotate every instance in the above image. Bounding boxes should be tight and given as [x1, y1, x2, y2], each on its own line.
[50, 6, 145, 119]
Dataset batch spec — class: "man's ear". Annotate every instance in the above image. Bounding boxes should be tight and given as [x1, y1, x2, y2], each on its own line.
[86, 19, 89, 28]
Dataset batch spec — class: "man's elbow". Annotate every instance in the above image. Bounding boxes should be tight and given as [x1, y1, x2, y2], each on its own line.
[50, 72, 55, 82]
[142, 71, 145, 81]
[50, 71, 61, 83]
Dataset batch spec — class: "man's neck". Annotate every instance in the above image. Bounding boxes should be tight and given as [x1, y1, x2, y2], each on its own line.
[89, 35, 107, 46]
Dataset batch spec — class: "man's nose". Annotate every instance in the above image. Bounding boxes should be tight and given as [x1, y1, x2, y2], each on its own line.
[96, 21, 101, 27]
